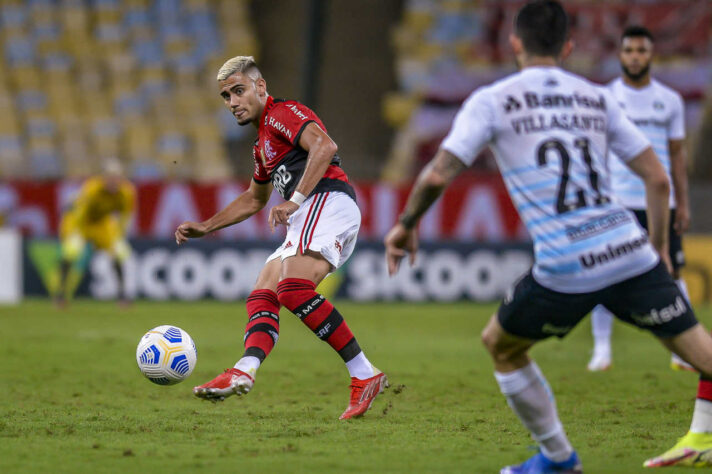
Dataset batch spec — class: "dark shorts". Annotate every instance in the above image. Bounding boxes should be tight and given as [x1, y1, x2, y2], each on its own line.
[498, 261, 698, 340]
[632, 209, 685, 271]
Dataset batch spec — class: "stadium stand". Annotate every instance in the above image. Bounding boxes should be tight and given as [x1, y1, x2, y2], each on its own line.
[382, 0, 711, 183]
[0, 0, 257, 180]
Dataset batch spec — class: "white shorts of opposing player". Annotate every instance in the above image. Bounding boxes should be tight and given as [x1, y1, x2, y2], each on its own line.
[267, 191, 360, 269]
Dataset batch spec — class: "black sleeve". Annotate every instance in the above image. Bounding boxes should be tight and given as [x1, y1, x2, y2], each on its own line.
[292, 120, 316, 147]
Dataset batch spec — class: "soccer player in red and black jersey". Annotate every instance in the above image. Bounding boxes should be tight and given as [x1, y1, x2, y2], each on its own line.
[174, 56, 387, 420]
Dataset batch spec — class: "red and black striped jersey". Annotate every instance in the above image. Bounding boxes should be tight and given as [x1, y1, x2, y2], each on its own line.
[251, 96, 354, 201]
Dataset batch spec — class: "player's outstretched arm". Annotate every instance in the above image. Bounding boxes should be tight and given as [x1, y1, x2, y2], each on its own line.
[384, 149, 466, 275]
[669, 139, 690, 234]
[269, 122, 337, 230]
[626, 146, 672, 271]
[175, 180, 272, 244]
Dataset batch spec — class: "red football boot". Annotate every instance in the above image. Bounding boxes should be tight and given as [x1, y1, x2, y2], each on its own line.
[193, 368, 255, 401]
[339, 371, 388, 420]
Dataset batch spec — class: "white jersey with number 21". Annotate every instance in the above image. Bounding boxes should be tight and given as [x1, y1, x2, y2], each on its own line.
[441, 66, 659, 293]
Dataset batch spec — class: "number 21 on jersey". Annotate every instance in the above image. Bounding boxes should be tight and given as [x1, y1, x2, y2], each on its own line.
[536, 137, 610, 214]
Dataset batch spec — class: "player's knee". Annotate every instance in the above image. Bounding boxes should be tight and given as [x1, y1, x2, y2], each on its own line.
[61, 233, 84, 261]
[482, 322, 529, 364]
[276, 278, 316, 310]
[112, 239, 131, 262]
[276, 287, 300, 309]
[481, 325, 505, 359]
[481, 327, 495, 353]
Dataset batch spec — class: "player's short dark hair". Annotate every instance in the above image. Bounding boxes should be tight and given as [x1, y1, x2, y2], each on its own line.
[514, 1, 569, 57]
[621, 25, 654, 43]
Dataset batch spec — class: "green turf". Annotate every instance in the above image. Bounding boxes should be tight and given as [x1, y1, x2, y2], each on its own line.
[0, 300, 709, 473]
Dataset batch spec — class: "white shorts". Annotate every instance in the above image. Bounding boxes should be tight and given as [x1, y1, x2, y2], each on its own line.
[266, 191, 360, 269]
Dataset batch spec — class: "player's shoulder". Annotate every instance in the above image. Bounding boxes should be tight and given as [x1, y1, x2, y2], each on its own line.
[82, 176, 103, 194]
[480, 69, 532, 96]
[269, 98, 315, 120]
[489, 67, 604, 95]
[120, 179, 136, 196]
[651, 79, 683, 104]
[605, 77, 623, 91]
[459, 77, 504, 111]
[555, 68, 609, 95]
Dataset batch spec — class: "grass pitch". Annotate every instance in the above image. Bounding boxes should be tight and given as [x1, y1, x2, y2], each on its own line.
[1, 300, 709, 473]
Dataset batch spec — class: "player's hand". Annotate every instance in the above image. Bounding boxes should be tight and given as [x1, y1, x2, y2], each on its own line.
[674, 206, 690, 235]
[384, 223, 419, 276]
[175, 221, 208, 245]
[269, 201, 299, 232]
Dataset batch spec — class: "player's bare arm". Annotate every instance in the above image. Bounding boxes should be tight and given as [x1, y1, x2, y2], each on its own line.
[175, 179, 272, 244]
[626, 146, 672, 271]
[669, 138, 690, 234]
[268, 122, 338, 231]
[384, 149, 466, 275]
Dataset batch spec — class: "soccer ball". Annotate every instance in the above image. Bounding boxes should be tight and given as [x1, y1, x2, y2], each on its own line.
[136, 325, 197, 385]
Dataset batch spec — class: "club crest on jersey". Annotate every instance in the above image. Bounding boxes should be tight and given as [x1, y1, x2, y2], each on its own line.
[264, 140, 277, 160]
[653, 101, 664, 110]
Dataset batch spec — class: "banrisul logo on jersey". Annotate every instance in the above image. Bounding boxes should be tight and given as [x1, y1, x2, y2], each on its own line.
[522, 92, 606, 111]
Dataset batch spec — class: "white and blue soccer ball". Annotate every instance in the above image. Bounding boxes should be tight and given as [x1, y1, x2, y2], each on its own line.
[136, 325, 197, 385]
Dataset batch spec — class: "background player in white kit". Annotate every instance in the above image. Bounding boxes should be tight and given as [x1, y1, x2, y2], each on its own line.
[587, 25, 692, 373]
[385, 1, 712, 471]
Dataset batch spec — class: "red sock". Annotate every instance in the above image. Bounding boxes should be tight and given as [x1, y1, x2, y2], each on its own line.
[696, 329, 712, 401]
[698, 379, 712, 402]
[243, 289, 280, 362]
[277, 278, 361, 362]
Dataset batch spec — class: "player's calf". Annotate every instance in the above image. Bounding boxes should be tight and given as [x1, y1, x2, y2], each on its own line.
[230, 289, 281, 380]
[663, 325, 712, 378]
[277, 278, 363, 365]
[277, 278, 384, 418]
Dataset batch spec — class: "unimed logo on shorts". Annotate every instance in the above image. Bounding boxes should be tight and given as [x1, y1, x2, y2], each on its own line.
[579, 236, 648, 269]
[632, 296, 686, 326]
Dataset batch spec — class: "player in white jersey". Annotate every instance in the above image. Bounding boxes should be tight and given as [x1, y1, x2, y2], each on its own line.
[384, 2, 712, 472]
[587, 25, 692, 373]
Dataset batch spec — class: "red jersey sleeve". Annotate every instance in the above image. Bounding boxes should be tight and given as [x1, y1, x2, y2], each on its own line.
[252, 143, 270, 183]
[266, 101, 319, 146]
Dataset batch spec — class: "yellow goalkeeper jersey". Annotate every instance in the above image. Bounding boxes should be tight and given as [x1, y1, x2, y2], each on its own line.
[66, 176, 136, 229]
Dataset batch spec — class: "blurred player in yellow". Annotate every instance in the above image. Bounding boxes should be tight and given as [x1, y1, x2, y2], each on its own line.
[54, 161, 135, 306]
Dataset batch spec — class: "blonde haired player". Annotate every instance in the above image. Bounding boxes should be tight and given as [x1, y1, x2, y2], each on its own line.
[175, 55, 387, 420]
[55, 161, 135, 306]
